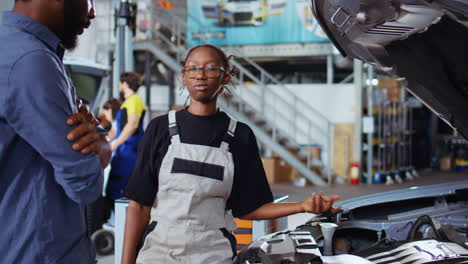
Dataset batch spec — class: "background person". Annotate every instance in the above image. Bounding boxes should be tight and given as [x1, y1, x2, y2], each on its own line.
[105, 72, 146, 226]
[99, 98, 122, 141]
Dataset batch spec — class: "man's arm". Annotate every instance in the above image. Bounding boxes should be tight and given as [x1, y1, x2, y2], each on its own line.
[6, 50, 103, 205]
[66, 101, 112, 168]
[112, 112, 140, 152]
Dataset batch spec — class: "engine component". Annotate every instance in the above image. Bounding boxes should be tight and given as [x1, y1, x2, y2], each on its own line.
[234, 230, 324, 264]
[361, 239, 468, 263]
[408, 215, 448, 241]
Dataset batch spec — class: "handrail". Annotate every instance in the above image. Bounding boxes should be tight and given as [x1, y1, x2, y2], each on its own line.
[219, 99, 326, 186]
[228, 79, 322, 145]
[230, 62, 327, 137]
[234, 55, 331, 123]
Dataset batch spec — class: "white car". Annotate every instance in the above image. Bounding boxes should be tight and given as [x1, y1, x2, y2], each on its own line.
[202, 0, 286, 26]
[235, 181, 468, 263]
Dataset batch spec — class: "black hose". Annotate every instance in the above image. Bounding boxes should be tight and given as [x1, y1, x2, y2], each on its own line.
[407, 215, 448, 241]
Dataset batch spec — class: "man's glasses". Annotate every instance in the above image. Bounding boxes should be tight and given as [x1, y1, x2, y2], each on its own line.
[183, 66, 225, 78]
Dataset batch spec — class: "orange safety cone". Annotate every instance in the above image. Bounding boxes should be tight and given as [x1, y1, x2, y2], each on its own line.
[350, 162, 360, 185]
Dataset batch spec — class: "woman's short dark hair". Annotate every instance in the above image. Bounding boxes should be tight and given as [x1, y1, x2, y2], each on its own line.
[120, 72, 142, 92]
[103, 98, 121, 119]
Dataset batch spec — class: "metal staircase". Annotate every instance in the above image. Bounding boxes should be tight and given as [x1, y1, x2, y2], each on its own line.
[132, 7, 350, 186]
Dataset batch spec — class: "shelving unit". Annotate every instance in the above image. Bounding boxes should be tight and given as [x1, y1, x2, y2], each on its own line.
[362, 74, 418, 184]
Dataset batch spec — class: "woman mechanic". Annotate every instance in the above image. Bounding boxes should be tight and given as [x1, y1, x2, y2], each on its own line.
[121, 44, 341, 264]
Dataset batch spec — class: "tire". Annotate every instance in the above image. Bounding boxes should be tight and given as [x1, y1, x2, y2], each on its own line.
[91, 229, 115, 256]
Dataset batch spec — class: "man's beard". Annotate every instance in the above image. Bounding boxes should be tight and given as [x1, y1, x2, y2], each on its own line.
[60, 0, 90, 50]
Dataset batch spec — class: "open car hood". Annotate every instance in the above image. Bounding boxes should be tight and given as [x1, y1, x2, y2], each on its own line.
[235, 180, 468, 263]
[336, 180, 468, 214]
[310, 0, 468, 138]
[328, 180, 468, 244]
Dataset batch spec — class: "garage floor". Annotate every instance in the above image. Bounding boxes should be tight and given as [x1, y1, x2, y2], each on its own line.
[98, 170, 468, 263]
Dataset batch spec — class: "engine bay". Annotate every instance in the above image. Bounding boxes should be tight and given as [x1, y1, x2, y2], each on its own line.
[234, 216, 468, 263]
[235, 183, 468, 263]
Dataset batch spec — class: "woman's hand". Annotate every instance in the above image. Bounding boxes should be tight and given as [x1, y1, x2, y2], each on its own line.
[301, 192, 341, 214]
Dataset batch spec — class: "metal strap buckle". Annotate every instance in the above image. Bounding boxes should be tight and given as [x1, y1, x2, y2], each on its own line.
[331, 7, 351, 28]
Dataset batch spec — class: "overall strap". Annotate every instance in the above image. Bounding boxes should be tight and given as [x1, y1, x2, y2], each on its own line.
[168, 110, 180, 144]
[220, 117, 237, 151]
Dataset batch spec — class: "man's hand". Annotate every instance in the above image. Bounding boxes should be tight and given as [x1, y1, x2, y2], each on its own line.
[66, 100, 112, 168]
[301, 192, 341, 214]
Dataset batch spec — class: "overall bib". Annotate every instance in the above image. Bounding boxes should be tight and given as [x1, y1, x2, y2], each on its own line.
[107, 108, 144, 200]
[137, 110, 238, 263]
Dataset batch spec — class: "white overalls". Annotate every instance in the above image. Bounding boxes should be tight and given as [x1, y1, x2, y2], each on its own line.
[137, 110, 238, 263]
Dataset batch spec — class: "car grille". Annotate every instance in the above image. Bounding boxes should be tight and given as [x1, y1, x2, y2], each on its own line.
[234, 12, 253, 22]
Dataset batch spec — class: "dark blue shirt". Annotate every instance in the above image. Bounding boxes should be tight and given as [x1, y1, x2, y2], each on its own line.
[0, 12, 103, 263]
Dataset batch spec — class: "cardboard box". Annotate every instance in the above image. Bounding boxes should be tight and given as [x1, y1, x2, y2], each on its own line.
[377, 77, 401, 102]
[303, 146, 321, 160]
[277, 160, 293, 181]
[262, 157, 292, 184]
[262, 157, 276, 183]
[440, 155, 453, 171]
[333, 123, 354, 180]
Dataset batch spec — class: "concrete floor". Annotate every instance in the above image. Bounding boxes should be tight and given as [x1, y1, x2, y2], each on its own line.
[98, 170, 468, 264]
[270, 170, 468, 202]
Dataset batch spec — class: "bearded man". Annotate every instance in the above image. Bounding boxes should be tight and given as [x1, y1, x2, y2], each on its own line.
[0, 0, 112, 263]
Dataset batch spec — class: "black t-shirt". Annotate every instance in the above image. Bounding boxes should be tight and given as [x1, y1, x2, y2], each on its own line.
[125, 108, 273, 218]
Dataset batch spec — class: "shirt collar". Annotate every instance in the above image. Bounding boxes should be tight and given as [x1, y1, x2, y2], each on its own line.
[2, 11, 64, 59]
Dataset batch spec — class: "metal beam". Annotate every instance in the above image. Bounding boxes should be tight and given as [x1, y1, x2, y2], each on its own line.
[114, 0, 134, 97]
[353, 60, 364, 167]
[224, 43, 336, 58]
[144, 51, 151, 106]
[366, 65, 374, 185]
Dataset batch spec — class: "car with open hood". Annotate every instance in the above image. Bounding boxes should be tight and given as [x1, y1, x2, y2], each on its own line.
[234, 1, 468, 263]
[235, 181, 468, 263]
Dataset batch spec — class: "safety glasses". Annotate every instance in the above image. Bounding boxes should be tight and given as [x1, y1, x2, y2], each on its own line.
[183, 66, 225, 78]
